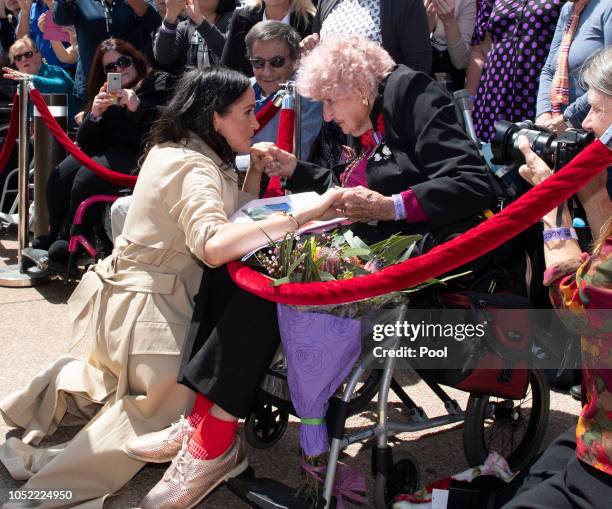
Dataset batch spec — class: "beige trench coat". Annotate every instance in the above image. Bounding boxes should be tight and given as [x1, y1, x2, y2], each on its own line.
[0, 135, 250, 508]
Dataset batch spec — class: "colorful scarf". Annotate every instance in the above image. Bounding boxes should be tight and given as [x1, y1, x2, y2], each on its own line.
[550, 0, 589, 114]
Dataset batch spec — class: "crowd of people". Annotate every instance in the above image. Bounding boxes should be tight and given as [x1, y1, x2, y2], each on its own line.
[0, 0, 610, 508]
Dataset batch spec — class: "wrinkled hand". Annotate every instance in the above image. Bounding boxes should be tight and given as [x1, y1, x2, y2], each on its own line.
[263, 146, 297, 178]
[184, 0, 204, 25]
[2, 66, 30, 81]
[434, 0, 455, 23]
[300, 33, 319, 57]
[424, 0, 438, 32]
[248, 142, 275, 174]
[517, 135, 553, 186]
[334, 186, 395, 222]
[116, 88, 140, 112]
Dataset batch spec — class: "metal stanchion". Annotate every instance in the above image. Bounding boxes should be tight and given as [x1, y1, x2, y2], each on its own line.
[0, 80, 49, 286]
[32, 94, 67, 238]
[291, 81, 301, 159]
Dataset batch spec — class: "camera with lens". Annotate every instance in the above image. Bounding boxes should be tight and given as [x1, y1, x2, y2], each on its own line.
[491, 120, 594, 170]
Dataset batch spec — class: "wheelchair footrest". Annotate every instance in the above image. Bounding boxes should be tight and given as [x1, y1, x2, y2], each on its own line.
[226, 468, 316, 509]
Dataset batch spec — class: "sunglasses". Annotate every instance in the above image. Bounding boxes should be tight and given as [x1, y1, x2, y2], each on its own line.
[103, 55, 133, 73]
[13, 51, 35, 63]
[249, 55, 290, 69]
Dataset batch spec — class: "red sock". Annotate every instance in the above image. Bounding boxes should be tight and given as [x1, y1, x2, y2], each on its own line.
[187, 413, 238, 460]
[187, 393, 213, 428]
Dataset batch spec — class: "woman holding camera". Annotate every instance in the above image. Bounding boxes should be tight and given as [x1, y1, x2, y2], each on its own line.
[498, 45, 612, 509]
[34, 37, 175, 262]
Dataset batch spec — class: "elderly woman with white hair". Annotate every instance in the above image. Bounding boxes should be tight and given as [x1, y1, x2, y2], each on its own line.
[264, 34, 498, 242]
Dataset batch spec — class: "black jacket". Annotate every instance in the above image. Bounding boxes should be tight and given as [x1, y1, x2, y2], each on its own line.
[77, 71, 175, 158]
[313, 0, 432, 74]
[286, 65, 497, 240]
[220, 3, 313, 77]
[153, 11, 234, 74]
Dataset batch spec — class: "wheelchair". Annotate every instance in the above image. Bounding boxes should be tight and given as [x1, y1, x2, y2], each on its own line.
[229, 236, 551, 509]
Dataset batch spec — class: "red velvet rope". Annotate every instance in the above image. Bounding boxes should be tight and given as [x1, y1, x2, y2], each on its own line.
[0, 94, 19, 175]
[228, 140, 612, 305]
[28, 89, 138, 187]
[254, 99, 280, 135]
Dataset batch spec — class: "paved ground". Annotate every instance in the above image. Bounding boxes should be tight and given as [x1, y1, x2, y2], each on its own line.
[0, 229, 581, 508]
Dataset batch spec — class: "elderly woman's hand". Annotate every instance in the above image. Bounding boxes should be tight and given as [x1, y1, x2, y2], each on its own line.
[517, 135, 553, 186]
[334, 186, 395, 222]
[263, 146, 298, 178]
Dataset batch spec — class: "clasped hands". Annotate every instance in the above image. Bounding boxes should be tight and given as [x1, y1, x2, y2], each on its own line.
[249, 143, 396, 223]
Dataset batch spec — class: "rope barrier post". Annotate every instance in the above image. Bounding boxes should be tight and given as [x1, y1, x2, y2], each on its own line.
[0, 79, 49, 287]
[291, 80, 301, 159]
[32, 94, 67, 238]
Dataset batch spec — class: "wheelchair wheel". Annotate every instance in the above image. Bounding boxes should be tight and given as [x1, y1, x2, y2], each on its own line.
[244, 402, 289, 449]
[373, 451, 421, 509]
[462, 369, 550, 471]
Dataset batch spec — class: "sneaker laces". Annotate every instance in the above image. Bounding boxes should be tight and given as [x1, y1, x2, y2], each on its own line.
[165, 415, 191, 444]
[164, 436, 191, 486]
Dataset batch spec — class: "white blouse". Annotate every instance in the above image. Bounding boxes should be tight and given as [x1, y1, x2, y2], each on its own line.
[320, 0, 382, 44]
[430, 0, 476, 70]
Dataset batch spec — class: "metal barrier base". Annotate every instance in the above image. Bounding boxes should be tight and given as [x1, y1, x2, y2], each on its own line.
[0, 262, 49, 287]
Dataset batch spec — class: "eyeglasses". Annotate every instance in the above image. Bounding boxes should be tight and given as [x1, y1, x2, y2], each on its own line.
[13, 51, 35, 63]
[103, 55, 133, 73]
[249, 55, 290, 69]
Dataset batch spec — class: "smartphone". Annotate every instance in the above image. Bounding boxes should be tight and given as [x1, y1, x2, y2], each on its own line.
[107, 72, 122, 104]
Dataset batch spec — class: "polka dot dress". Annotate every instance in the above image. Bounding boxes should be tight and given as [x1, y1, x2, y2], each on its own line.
[471, 0, 562, 142]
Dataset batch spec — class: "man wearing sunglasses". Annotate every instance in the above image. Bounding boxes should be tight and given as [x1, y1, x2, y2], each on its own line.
[234, 20, 322, 189]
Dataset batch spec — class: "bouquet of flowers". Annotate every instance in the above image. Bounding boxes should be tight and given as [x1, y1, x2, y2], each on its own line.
[248, 229, 446, 502]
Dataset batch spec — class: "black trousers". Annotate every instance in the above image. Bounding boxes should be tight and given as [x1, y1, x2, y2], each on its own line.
[497, 426, 612, 509]
[178, 266, 281, 418]
[46, 148, 137, 240]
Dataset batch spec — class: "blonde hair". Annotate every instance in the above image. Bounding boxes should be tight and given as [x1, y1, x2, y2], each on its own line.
[297, 35, 396, 101]
[8, 36, 38, 64]
[242, 0, 316, 26]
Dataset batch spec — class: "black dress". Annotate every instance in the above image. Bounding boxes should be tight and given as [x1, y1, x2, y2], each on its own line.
[178, 66, 498, 418]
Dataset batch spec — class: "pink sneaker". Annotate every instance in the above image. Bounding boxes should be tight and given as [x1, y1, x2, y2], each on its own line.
[124, 415, 195, 463]
[140, 436, 248, 509]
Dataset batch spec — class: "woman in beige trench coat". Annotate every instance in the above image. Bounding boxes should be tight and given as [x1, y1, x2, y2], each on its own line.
[0, 67, 340, 508]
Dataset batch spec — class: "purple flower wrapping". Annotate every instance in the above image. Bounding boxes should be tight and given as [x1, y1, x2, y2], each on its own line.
[277, 304, 362, 456]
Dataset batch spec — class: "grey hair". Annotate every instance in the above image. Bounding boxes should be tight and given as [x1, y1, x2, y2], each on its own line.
[580, 46, 612, 97]
[245, 21, 301, 61]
